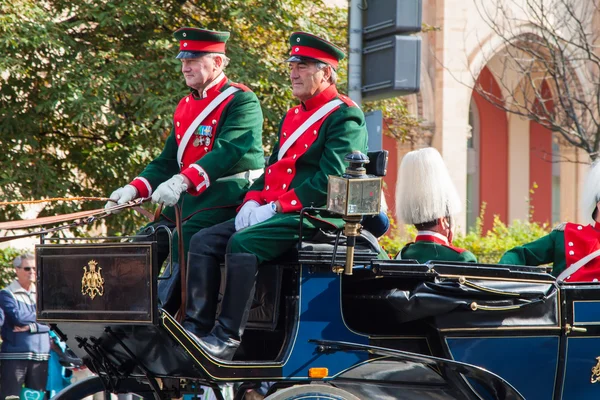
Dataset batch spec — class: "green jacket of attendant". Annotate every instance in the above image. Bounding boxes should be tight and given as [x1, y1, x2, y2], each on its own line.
[396, 231, 477, 263]
[498, 222, 600, 281]
[242, 85, 368, 230]
[129, 75, 264, 222]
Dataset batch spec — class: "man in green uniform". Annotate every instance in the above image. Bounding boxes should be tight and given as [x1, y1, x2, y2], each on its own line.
[395, 147, 477, 263]
[499, 161, 600, 282]
[104, 27, 264, 314]
[181, 31, 368, 360]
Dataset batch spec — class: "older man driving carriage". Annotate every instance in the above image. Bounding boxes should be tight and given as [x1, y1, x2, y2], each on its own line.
[104, 27, 264, 315]
[181, 31, 368, 361]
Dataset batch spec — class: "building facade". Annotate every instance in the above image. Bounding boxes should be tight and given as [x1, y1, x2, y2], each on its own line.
[378, 0, 594, 234]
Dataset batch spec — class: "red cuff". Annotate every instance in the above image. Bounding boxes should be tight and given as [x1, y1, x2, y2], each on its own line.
[278, 189, 302, 212]
[130, 177, 152, 198]
[181, 165, 210, 196]
[238, 191, 265, 211]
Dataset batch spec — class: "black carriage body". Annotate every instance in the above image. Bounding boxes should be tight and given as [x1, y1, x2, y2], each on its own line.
[36, 235, 600, 400]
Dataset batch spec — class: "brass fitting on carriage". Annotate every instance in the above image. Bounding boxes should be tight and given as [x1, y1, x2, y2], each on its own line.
[343, 216, 362, 275]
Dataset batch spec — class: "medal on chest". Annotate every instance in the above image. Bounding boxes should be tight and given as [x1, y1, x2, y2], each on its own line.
[193, 125, 213, 147]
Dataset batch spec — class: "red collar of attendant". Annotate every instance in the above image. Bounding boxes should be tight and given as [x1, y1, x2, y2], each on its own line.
[193, 72, 227, 99]
[302, 84, 339, 111]
[415, 230, 450, 246]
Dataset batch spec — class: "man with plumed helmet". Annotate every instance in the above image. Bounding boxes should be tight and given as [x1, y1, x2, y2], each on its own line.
[500, 160, 600, 282]
[395, 147, 477, 263]
[104, 27, 265, 314]
[181, 31, 369, 361]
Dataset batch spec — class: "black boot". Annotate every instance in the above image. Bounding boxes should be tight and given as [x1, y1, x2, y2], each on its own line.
[182, 253, 221, 337]
[194, 253, 258, 361]
[157, 262, 181, 316]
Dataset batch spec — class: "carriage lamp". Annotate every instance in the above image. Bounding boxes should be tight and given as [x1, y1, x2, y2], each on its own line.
[327, 151, 383, 275]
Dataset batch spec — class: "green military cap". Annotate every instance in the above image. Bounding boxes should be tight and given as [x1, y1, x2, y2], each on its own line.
[173, 27, 230, 59]
[286, 31, 345, 70]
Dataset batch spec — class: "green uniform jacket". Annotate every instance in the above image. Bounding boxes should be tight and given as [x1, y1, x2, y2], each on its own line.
[398, 241, 478, 264]
[499, 228, 566, 277]
[231, 86, 368, 263]
[243, 85, 368, 229]
[129, 77, 264, 222]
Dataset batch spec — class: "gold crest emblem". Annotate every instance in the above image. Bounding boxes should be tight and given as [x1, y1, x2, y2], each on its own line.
[81, 260, 104, 300]
[591, 356, 600, 383]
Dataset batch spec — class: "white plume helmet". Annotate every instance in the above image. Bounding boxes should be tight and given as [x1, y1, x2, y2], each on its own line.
[581, 160, 600, 224]
[396, 147, 462, 225]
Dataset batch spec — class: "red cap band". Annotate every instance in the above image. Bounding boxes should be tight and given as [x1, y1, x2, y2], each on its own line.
[289, 45, 339, 69]
[180, 40, 226, 53]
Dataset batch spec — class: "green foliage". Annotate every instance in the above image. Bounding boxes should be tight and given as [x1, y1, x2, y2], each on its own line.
[0, 247, 21, 289]
[0, 0, 346, 235]
[380, 208, 551, 263]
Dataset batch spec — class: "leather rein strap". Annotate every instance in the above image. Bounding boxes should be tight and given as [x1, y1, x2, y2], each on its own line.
[0, 198, 147, 242]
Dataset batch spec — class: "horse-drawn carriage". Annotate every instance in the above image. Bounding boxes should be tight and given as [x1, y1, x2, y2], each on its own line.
[12, 152, 600, 399]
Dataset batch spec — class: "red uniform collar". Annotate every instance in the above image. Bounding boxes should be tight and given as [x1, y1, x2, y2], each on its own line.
[191, 73, 227, 99]
[415, 231, 450, 246]
[302, 84, 339, 111]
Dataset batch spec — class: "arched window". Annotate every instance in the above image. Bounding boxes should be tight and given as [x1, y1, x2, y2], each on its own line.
[467, 99, 481, 231]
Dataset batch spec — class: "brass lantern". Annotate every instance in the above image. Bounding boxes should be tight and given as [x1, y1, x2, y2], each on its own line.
[327, 151, 383, 275]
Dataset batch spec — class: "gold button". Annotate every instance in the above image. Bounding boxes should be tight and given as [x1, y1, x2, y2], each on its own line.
[313, 130, 317, 135]
[266, 185, 270, 190]
[291, 200, 297, 206]
[212, 119, 217, 124]
[569, 250, 575, 255]
[295, 109, 299, 114]
[304, 144, 308, 149]
[177, 135, 181, 139]
[287, 169, 292, 174]
[183, 42, 188, 47]
[283, 132, 287, 137]
[183, 32, 187, 37]
[282, 184, 287, 189]
[268, 169, 271, 174]
[204, 147, 209, 152]
[295, 47, 299, 52]
[296, 38, 300, 42]
[176, 121, 180, 127]
[578, 225, 583, 230]
[186, 97, 189, 103]
[293, 154, 297, 159]
[569, 242, 574, 246]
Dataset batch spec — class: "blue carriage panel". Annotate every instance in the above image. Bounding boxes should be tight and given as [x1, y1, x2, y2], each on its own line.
[446, 336, 559, 400]
[562, 337, 600, 400]
[573, 301, 600, 324]
[282, 265, 369, 379]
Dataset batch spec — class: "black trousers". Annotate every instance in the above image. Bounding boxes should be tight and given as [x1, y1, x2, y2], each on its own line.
[0, 359, 48, 399]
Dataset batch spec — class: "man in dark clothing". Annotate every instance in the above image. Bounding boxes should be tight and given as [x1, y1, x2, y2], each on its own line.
[0, 253, 50, 399]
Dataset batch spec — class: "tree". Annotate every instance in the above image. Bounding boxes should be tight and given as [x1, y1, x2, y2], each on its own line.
[0, 0, 345, 235]
[472, 0, 600, 161]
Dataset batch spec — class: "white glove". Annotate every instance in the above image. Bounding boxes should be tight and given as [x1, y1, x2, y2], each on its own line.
[248, 202, 277, 227]
[104, 185, 138, 214]
[151, 175, 188, 207]
[235, 201, 260, 231]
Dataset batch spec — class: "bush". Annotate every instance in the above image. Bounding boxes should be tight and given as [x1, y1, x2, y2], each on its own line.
[0, 247, 21, 288]
[380, 210, 551, 263]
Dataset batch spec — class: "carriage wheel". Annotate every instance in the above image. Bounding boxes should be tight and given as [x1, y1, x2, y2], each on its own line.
[53, 376, 155, 399]
[265, 384, 361, 400]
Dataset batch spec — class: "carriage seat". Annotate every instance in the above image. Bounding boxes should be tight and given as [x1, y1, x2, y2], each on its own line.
[246, 228, 382, 331]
